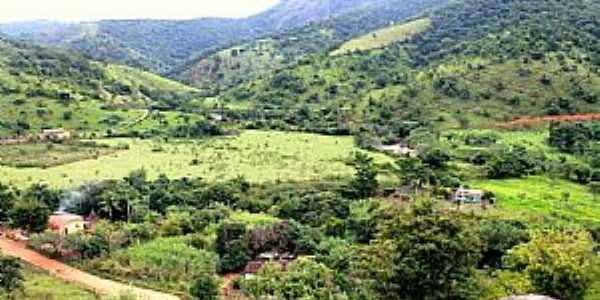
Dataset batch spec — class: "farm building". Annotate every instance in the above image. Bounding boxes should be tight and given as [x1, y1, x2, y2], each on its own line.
[242, 252, 295, 279]
[453, 188, 485, 203]
[377, 143, 417, 157]
[38, 128, 71, 141]
[48, 213, 86, 236]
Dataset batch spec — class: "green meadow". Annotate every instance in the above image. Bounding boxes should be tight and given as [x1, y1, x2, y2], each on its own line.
[0, 131, 393, 188]
[331, 18, 432, 56]
[0, 265, 98, 300]
[470, 176, 600, 224]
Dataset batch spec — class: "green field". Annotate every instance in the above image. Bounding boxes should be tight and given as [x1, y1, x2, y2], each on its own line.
[0, 131, 393, 188]
[331, 18, 432, 56]
[0, 142, 116, 168]
[470, 176, 600, 224]
[0, 265, 98, 300]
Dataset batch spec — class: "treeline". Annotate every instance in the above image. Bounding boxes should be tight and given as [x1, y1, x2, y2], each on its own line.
[406, 0, 600, 66]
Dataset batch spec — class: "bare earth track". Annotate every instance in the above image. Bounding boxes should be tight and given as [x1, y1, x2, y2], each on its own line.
[0, 238, 180, 300]
[499, 113, 600, 128]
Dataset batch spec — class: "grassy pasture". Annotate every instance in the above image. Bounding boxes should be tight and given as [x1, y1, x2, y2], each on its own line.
[331, 18, 431, 56]
[105, 64, 198, 93]
[0, 142, 116, 168]
[469, 176, 600, 225]
[0, 131, 393, 188]
[0, 265, 99, 300]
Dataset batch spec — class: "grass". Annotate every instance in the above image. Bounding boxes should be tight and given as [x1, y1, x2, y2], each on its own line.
[229, 211, 280, 227]
[0, 142, 116, 168]
[84, 236, 216, 294]
[105, 64, 198, 93]
[331, 18, 432, 56]
[0, 264, 99, 300]
[0, 130, 393, 188]
[469, 176, 600, 225]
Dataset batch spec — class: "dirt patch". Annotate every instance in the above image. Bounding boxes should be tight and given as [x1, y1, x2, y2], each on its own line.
[0, 238, 180, 300]
[499, 113, 600, 128]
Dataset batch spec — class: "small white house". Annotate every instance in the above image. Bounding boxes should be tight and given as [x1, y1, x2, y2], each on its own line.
[454, 188, 484, 203]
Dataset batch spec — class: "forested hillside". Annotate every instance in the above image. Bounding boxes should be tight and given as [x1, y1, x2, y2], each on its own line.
[174, 0, 448, 91]
[0, 0, 433, 74]
[215, 0, 600, 145]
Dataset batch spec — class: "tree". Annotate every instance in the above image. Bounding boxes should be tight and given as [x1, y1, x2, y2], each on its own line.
[8, 198, 51, 233]
[396, 157, 433, 190]
[189, 273, 220, 300]
[478, 219, 529, 269]
[0, 183, 16, 223]
[346, 152, 379, 199]
[505, 229, 595, 300]
[23, 183, 61, 211]
[0, 256, 24, 297]
[353, 201, 481, 300]
[99, 182, 141, 222]
[216, 222, 250, 273]
[589, 181, 600, 201]
[241, 258, 344, 299]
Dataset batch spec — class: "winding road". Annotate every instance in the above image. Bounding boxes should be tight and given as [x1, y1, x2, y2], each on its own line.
[0, 238, 180, 300]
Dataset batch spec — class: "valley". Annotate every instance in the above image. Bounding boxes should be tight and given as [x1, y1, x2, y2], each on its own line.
[0, 0, 600, 300]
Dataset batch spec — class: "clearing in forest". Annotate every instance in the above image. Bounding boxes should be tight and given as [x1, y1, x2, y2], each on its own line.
[331, 18, 432, 55]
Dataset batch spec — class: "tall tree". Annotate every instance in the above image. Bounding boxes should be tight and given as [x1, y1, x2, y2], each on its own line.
[8, 198, 50, 233]
[0, 256, 24, 297]
[352, 201, 481, 300]
[347, 152, 379, 199]
[505, 229, 595, 300]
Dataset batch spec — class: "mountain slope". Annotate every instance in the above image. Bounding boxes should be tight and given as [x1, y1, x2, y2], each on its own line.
[174, 0, 449, 91]
[214, 0, 600, 144]
[0, 36, 199, 136]
[0, 0, 415, 74]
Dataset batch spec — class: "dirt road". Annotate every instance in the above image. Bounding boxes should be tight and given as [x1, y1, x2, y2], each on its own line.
[499, 112, 600, 128]
[0, 238, 180, 300]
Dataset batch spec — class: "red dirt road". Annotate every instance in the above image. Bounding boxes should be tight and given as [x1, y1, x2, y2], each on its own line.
[0, 238, 180, 300]
[499, 113, 600, 128]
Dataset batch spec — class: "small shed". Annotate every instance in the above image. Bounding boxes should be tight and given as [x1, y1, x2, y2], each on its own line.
[48, 213, 86, 236]
[454, 188, 485, 203]
[39, 129, 71, 142]
[377, 143, 417, 157]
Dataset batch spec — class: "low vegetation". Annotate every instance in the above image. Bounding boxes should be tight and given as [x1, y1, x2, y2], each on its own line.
[331, 18, 432, 56]
[0, 131, 392, 188]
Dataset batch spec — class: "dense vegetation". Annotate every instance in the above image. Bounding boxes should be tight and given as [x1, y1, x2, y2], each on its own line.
[174, 0, 449, 91]
[0, 0, 438, 74]
[210, 0, 600, 147]
[1, 0, 600, 299]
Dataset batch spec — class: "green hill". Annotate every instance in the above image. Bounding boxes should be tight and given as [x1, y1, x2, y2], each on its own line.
[214, 0, 600, 144]
[175, 0, 449, 91]
[0, 37, 200, 137]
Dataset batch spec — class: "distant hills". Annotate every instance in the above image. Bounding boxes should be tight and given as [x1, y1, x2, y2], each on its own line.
[0, 0, 429, 74]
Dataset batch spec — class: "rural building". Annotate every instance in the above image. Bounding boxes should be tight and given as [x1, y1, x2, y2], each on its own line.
[242, 252, 295, 279]
[453, 188, 485, 203]
[377, 143, 417, 157]
[38, 128, 71, 142]
[48, 213, 86, 236]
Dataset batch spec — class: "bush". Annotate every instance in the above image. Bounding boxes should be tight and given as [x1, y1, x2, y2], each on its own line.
[189, 273, 220, 300]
